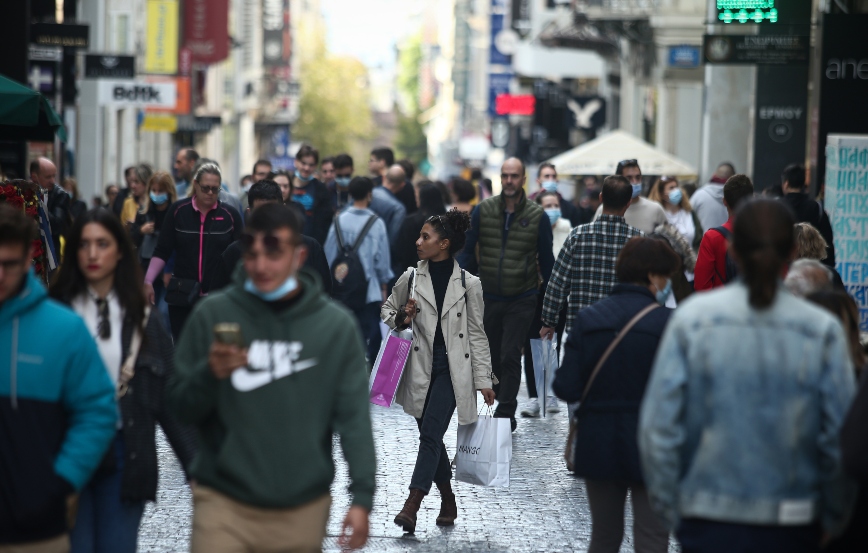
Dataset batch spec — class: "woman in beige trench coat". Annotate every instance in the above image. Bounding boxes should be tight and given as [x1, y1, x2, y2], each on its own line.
[381, 209, 496, 534]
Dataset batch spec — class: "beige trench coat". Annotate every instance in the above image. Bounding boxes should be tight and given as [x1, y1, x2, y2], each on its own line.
[381, 260, 494, 425]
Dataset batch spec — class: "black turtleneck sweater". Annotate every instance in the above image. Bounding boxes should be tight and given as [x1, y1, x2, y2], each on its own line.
[429, 258, 453, 347]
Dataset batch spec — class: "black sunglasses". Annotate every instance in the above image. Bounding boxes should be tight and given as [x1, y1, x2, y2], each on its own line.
[200, 185, 220, 194]
[617, 159, 638, 168]
[240, 232, 291, 257]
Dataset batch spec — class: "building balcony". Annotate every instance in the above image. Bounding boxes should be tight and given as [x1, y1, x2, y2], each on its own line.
[573, 0, 660, 20]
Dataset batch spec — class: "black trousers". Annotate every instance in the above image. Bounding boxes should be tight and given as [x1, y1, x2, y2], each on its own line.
[168, 304, 194, 343]
[483, 294, 537, 419]
[410, 345, 456, 493]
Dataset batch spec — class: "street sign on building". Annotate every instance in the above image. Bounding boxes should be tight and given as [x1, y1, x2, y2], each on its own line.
[262, 0, 291, 67]
[703, 34, 809, 65]
[668, 45, 700, 69]
[183, 0, 229, 64]
[85, 55, 136, 79]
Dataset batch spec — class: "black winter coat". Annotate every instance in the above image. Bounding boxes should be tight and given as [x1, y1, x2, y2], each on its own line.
[784, 192, 836, 268]
[553, 284, 672, 483]
[116, 312, 197, 502]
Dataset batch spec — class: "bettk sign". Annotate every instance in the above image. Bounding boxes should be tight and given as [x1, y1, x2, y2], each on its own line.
[97, 80, 177, 109]
[183, 0, 229, 64]
[817, 14, 868, 186]
[85, 55, 135, 79]
[145, 0, 179, 74]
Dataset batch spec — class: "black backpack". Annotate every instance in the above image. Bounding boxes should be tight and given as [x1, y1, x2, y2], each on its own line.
[331, 214, 379, 310]
[711, 226, 738, 284]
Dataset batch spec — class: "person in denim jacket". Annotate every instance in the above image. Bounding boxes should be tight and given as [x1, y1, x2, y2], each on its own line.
[639, 199, 857, 553]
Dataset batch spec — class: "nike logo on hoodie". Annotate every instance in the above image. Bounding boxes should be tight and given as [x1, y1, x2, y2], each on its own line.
[232, 340, 318, 392]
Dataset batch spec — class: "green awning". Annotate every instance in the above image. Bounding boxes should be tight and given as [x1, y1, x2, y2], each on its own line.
[0, 74, 68, 142]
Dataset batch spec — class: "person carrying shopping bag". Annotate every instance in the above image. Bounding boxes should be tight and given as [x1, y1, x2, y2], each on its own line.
[381, 209, 496, 534]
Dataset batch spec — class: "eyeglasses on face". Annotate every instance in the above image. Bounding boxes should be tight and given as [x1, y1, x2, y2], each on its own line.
[200, 185, 220, 195]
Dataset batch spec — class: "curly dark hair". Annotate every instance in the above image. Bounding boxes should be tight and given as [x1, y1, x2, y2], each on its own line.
[426, 208, 471, 256]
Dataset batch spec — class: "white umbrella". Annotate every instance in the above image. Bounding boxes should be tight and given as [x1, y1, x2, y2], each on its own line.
[545, 129, 698, 177]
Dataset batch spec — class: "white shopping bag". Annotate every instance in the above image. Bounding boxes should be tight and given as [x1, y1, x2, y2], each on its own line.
[454, 415, 512, 487]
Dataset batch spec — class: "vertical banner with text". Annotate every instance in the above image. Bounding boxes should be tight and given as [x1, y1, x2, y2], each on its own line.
[183, 0, 229, 64]
[825, 134, 868, 330]
[145, 0, 179, 74]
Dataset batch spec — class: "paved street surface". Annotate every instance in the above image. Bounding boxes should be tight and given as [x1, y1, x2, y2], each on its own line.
[139, 383, 679, 552]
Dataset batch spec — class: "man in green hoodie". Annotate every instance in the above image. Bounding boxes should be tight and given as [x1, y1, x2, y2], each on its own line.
[169, 203, 375, 552]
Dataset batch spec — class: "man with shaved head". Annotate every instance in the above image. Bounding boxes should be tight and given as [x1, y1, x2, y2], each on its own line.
[29, 157, 69, 256]
[368, 164, 407, 247]
[691, 161, 736, 231]
[458, 157, 555, 432]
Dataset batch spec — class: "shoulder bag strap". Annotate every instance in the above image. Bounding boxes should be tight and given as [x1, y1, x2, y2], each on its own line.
[580, 303, 660, 403]
[117, 307, 151, 398]
[334, 216, 346, 251]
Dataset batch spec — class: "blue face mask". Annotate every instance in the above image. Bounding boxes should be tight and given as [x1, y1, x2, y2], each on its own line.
[295, 170, 312, 182]
[631, 183, 642, 198]
[544, 208, 561, 226]
[335, 176, 351, 187]
[244, 275, 299, 301]
[667, 188, 683, 205]
[654, 278, 673, 305]
[150, 191, 169, 205]
[541, 180, 558, 193]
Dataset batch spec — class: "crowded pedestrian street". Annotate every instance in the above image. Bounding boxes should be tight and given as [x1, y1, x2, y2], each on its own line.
[3, 1, 868, 553]
[139, 385, 678, 553]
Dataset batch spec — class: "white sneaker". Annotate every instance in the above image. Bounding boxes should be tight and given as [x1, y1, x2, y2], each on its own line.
[546, 396, 561, 413]
[520, 398, 540, 418]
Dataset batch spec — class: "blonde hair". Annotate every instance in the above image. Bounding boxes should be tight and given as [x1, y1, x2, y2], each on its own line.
[141, 171, 178, 213]
[649, 177, 692, 212]
[794, 222, 828, 260]
[188, 161, 223, 198]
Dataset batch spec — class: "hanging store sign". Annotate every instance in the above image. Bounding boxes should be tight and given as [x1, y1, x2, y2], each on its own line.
[703, 34, 809, 65]
[183, 0, 229, 64]
[668, 45, 700, 69]
[96, 80, 177, 108]
[141, 113, 178, 132]
[85, 54, 136, 79]
[715, 0, 811, 25]
[30, 23, 89, 48]
[176, 115, 222, 133]
[495, 93, 535, 116]
[262, 0, 291, 67]
[145, 0, 179, 74]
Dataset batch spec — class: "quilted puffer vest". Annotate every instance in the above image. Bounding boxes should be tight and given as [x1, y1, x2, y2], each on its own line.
[477, 193, 543, 296]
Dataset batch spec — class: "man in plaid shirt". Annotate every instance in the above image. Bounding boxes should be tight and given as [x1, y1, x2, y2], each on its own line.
[540, 176, 643, 337]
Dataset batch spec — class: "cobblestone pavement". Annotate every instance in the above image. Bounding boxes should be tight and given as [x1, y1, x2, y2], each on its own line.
[139, 384, 679, 553]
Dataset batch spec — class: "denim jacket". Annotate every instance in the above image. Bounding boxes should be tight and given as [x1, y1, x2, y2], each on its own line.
[639, 282, 856, 535]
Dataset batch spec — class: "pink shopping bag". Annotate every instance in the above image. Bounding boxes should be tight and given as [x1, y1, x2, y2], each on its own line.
[369, 269, 417, 407]
[368, 328, 413, 407]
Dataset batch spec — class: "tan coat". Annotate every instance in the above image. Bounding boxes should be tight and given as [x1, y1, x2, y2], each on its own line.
[381, 260, 494, 425]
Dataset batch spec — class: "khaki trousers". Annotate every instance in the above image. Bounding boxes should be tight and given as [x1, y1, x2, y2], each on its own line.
[191, 486, 331, 553]
[0, 535, 69, 553]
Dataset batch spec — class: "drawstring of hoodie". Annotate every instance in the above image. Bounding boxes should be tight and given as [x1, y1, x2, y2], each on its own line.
[10, 317, 18, 410]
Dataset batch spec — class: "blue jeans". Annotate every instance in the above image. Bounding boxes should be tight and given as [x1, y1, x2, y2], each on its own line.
[70, 434, 146, 553]
[410, 345, 456, 493]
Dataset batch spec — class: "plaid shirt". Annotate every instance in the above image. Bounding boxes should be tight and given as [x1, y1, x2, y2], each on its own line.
[542, 214, 643, 333]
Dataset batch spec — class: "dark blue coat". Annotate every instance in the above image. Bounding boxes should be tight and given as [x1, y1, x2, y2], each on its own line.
[553, 284, 672, 483]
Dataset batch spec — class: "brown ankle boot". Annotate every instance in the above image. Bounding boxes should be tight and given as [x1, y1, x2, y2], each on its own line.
[435, 480, 457, 526]
[394, 489, 426, 533]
